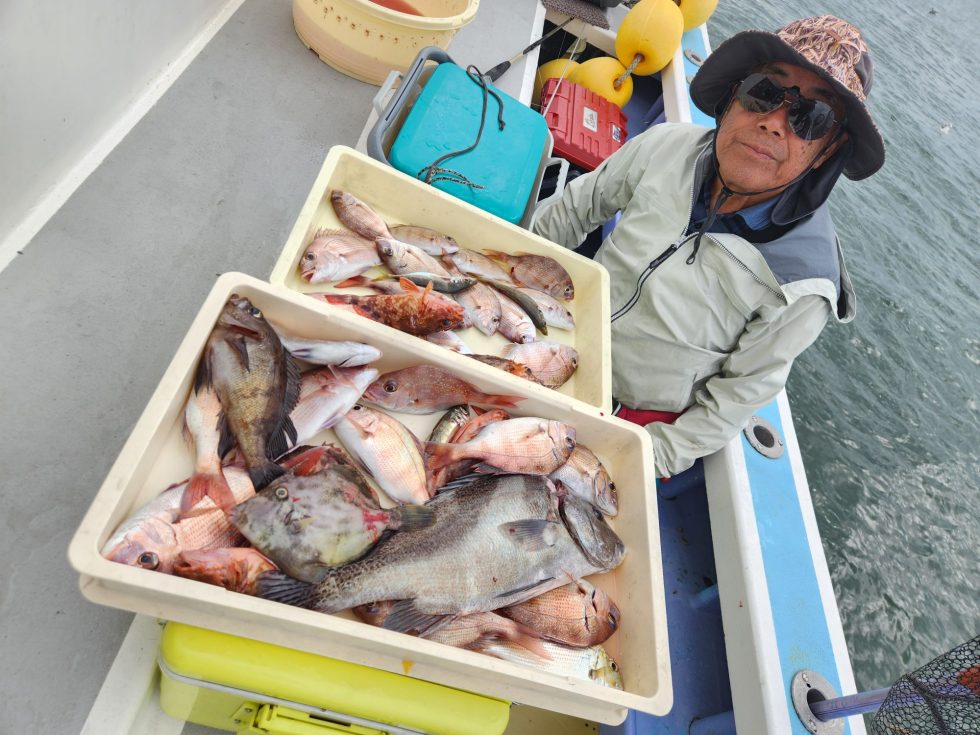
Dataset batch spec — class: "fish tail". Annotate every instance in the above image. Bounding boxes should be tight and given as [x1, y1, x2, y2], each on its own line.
[481, 249, 510, 263]
[180, 469, 236, 516]
[479, 393, 525, 409]
[254, 571, 318, 608]
[423, 441, 462, 471]
[248, 460, 285, 491]
[391, 504, 436, 531]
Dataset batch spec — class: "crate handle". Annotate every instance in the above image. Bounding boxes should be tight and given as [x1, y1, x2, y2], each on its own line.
[527, 156, 570, 230]
[367, 47, 454, 165]
[372, 70, 404, 118]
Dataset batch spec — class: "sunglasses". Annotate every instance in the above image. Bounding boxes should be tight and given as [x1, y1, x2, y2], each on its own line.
[735, 73, 841, 140]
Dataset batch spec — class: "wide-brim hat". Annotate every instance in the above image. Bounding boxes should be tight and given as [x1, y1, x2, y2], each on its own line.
[690, 15, 885, 180]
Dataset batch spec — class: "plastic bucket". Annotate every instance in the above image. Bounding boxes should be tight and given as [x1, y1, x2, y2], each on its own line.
[292, 0, 479, 85]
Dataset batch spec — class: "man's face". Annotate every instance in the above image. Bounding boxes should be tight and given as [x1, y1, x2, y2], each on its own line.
[714, 63, 845, 194]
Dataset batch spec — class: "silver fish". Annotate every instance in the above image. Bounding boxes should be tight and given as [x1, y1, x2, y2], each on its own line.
[477, 641, 623, 689]
[395, 272, 476, 294]
[275, 332, 382, 367]
[484, 280, 548, 335]
[427, 405, 472, 444]
[255, 475, 626, 623]
[516, 288, 575, 331]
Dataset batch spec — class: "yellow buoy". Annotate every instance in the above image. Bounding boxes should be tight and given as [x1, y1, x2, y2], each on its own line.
[533, 56, 581, 106]
[614, 0, 684, 76]
[570, 56, 634, 108]
[677, 0, 718, 32]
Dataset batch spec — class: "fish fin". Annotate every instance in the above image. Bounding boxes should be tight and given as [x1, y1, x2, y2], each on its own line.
[335, 275, 369, 289]
[231, 336, 250, 371]
[279, 445, 328, 476]
[478, 393, 525, 409]
[494, 577, 557, 600]
[503, 621, 552, 661]
[282, 352, 302, 419]
[421, 441, 460, 471]
[217, 413, 236, 460]
[383, 600, 450, 636]
[498, 520, 562, 551]
[312, 226, 346, 240]
[398, 276, 421, 294]
[249, 460, 285, 491]
[254, 571, 317, 608]
[326, 364, 360, 391]
[434, 471, 485, 493]
[481, 249, 511, 264]
[194, 351, 213, 392]
[266, 424, 294, 463]
[471, 405, 488, 416]
[390, 504, 436, 532]
[179, 470, 237, 517]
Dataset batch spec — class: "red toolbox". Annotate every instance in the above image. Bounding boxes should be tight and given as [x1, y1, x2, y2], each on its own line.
[539, 77, 628, 171]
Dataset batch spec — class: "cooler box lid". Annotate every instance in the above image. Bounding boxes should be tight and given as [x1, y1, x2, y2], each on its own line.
[159, 622, 511, 735]
[389, 63, 549, 224]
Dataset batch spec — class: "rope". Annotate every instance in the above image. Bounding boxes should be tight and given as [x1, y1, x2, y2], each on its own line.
[615, 54, 642, 90]
[416, 65, 505, 190]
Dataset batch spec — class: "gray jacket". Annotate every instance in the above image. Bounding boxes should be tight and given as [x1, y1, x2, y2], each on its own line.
[533, 124, 856, 476]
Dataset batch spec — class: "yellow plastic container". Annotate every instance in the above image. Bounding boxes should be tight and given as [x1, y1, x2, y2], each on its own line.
[293, 0, 479, 85]
[68, 273, 671, 724]
[159, 622, 510, 734]
[270, 145, 612, 414]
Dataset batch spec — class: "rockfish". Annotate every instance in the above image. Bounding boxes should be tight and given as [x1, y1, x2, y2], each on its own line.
[231, 445, 434, 582]
[361, 365, 523, 415]
[198, 295, 300, 494]
[255, 474, 625, 625]
[497, 579, 620, 647]
[314, 278, 465, 336]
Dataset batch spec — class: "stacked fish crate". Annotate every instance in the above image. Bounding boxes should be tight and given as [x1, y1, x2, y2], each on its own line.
[68, 147, 671, 728]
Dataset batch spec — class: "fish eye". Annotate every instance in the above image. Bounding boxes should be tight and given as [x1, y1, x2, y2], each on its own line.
[352, 404, 363, 411]
[274, 486, 289, 500]
[607, 613, 618, 629]
[566, 436, 575, 449]
[382, 245, 394, 256]
[383, 380, 398, 393]
[571, 357, 579, 368]
[305, 252, 315, 261]
[441, 319, 454, 327]
[137, 551, 160, 569]
[250, 307, 262, 318]
[610, 661, 619, 672]
[565, 286, 574, 297]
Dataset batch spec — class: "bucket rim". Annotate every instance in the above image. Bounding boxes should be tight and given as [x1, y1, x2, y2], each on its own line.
[338, 0, 480, 30]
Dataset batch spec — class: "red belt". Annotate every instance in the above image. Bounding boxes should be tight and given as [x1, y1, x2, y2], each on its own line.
[614, 402, 683, 427]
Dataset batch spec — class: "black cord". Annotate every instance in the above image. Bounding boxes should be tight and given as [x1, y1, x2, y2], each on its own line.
[417, 65, 505, 190]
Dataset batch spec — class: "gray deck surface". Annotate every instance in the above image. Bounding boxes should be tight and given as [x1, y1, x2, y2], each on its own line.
[0, 1, 538, 732]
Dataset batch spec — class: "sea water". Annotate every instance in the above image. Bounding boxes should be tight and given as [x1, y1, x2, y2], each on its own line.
[710, 0, 980, 697]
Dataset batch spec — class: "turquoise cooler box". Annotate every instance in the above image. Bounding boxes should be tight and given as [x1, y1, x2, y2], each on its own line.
[367, 48, 553, 226]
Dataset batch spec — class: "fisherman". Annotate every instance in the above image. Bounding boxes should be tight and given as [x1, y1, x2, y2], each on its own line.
[532, 15, 885, 477]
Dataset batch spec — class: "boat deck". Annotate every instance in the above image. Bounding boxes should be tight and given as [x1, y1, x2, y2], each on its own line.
[0, 2, 542, 733]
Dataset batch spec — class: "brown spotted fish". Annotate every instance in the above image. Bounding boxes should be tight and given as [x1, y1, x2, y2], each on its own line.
[483, 250, 575, 301]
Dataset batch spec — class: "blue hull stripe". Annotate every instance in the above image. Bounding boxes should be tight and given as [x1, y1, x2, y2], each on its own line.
[742, 400, 850, 735]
